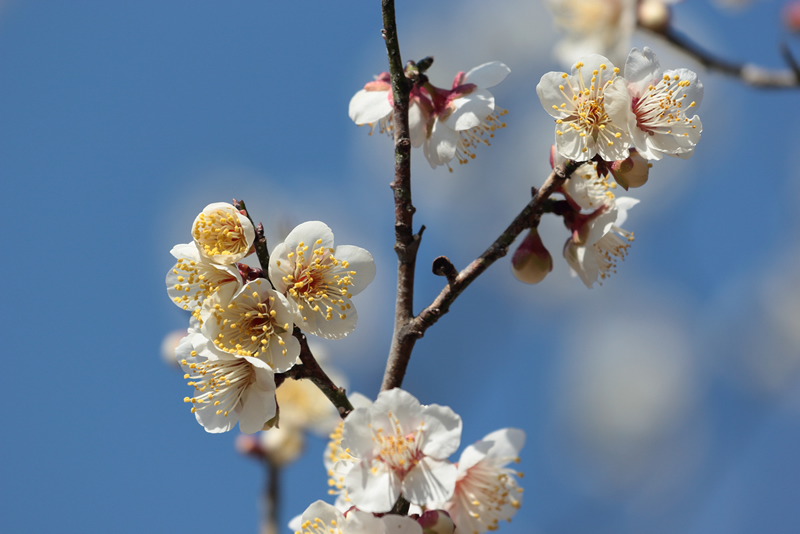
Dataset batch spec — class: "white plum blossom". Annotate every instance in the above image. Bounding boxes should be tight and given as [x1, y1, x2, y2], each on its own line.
[348, 72, 431, 148]
[290, 500, 422, 534]
[624, 47, 703, 160]
[423, 62, 510, 169]
[176, 327, 277, 434]
[537, 55, 631, 162]
[324, 393, 374, 511]
[548, 0, 637, 66]
[269, 221, 376, 340]
[564, 196, 639, 287]
[339, 388, 462, 513]
[200, 279, 300, 373]
[192, 202, 255, 265]
[166, 242, 242, 317]
[436, 428, 526, 534]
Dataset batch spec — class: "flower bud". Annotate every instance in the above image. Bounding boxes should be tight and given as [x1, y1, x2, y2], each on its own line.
[784, 0, 800, 32]
[511, 228, 552, 284]
[417, 510, 455, 534]
[638, 0, 671, 31]
[260, 426, 305, 466]
[610, 149, 650, 190]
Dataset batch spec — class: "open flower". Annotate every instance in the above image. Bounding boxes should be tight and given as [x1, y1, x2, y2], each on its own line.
[176, 328, 276, 434]
[437, 428, 526, 534]
[623, 47, 703, 160]
[290, 500, 422, 534]
[548, 0, 637, 66]
[564, 196, 638, 287]
[269, 221, 376, 340]
[537, 55, 631, 162]
[166, 243, 242, 316]
[349, 72, 431, 148]
[339, 388, 462, 513]
[192, 202, 255, 265]
[200, 279, 300, 372]
[423, 62, 510, 169]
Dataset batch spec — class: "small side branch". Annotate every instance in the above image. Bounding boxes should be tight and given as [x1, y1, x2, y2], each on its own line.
[645, 25, 800, 88]
[380, 162, 580, 391]
[277, 328, 354, 418]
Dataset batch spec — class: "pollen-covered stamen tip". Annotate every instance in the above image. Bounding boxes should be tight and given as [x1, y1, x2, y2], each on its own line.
[282, 239, 357, 322]
[372, 411, 424, 477]
[183, 357, 254, 418]
[455, 107, 509, 165]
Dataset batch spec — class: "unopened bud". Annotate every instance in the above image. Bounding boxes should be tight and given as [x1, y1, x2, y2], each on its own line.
[610, 149, 650, 190]
[260, 426, 305, 466]
[511, 228, 553, 284]
[417, 510, 455, 534]
[638, 0, 671, 31]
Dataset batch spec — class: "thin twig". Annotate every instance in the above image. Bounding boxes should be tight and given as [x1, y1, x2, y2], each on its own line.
[381, 0, 425, 391]
[381, 162, 580, 391]
[644, 25, 800, 88]
[276, 328, 354, 418]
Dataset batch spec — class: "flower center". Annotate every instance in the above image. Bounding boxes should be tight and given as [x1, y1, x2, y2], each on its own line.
[170, 258, 237, 313]
[554, 62, 626, 153]
[182, 356, 255, 418]
[371, 412, 423, 477]
[633, 74, 696, 135]
[276, 239, 356, 322]
[193, 208, 248, 259]
[207, 286, 289, 359]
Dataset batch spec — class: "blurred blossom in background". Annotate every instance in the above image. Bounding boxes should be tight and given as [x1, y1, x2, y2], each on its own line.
[2, 0, 800, 533]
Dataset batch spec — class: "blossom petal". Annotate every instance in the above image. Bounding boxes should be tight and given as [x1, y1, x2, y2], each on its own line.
[624, 47, 661, 96]
[423, 135, 441, 168]
[402, 457, 458, 506]
[449, 88, 495, 131]
[429, 120, 460, 164]
[537, 71, 572, 119]
[349, 88, 392, 125]
[456, 440, 493, 473]
[483, 427, 526, 459]
[341, 407, 375, 458]
[409, 102, 427, 148]
[373, 388, 423, 435]
[300, 500, 344, 527]
[333, 245, 376, 297]
[345, 461, 399, 513]
[463, 61, 511, 89]
[379, 514, 424, 534]
[420, 404, 462, 459]
[281, 220, 335, 253]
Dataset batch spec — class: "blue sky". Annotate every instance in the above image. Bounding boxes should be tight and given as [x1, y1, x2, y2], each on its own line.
[2, 1, 800, 533]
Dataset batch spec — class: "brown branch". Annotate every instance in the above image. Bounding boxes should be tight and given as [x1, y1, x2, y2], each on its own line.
[260, 462, 280, 534]
[276, 328, 354, 418]
[380, 162, 581, 391]
[644, 24, 800, 88]
[233, 198, 273, 287]
[381, 0, 426, 390]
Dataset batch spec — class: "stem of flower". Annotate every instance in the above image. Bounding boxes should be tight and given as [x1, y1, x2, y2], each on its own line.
[381, 162, 580, 391]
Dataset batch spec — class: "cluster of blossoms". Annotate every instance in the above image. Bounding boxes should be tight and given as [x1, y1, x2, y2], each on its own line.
[166, 203, 375, 433]
[512, 47, 702, 287]
[349, 61, 510, 171]
[291, 388, 526, 534]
